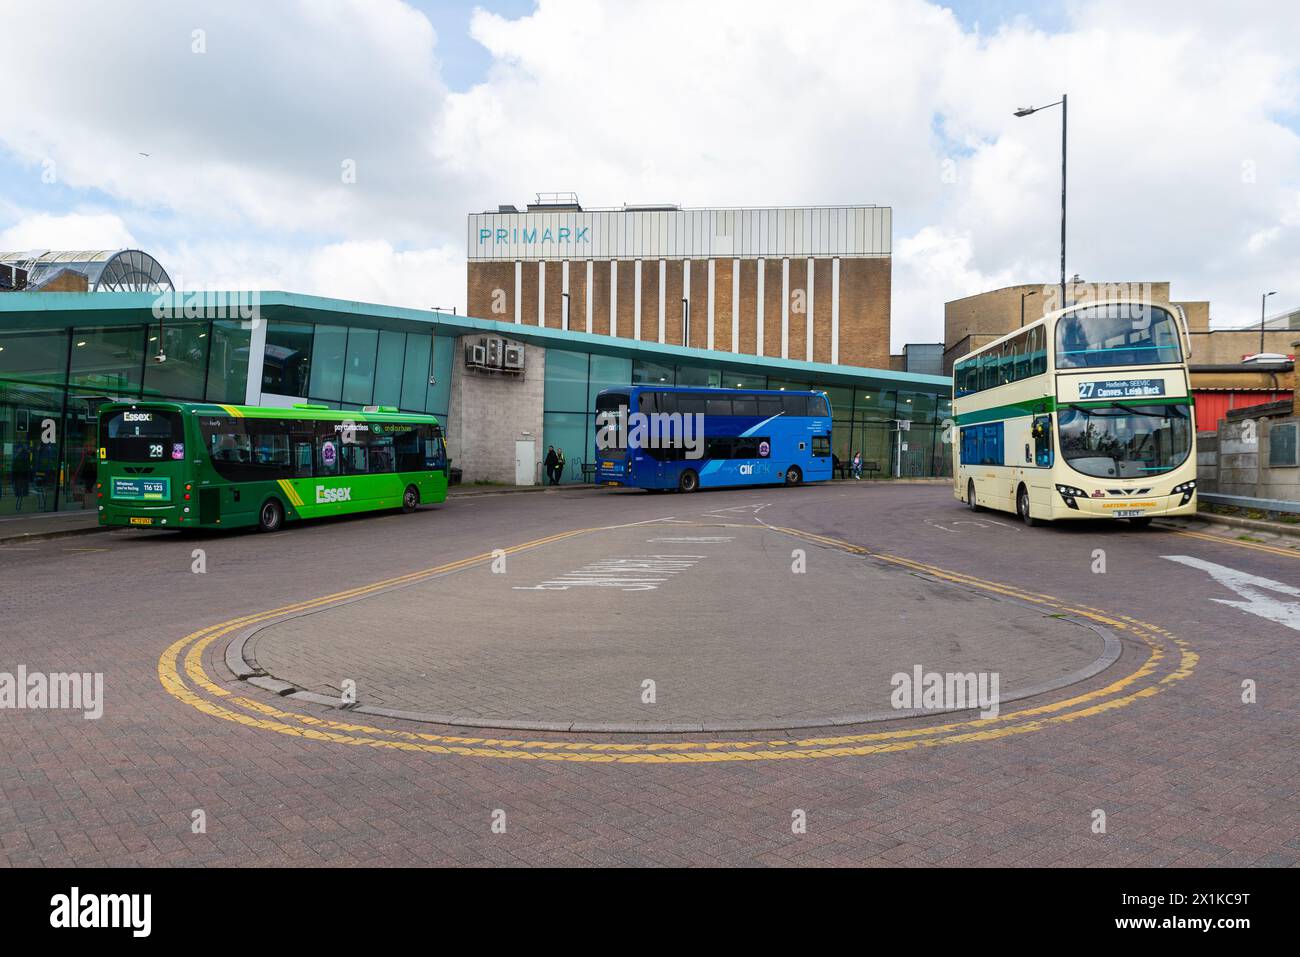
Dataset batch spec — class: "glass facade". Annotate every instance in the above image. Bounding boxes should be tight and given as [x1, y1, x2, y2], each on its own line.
[0, 295, 949, 512]
[541, 355, 952, 483]
[0, 315, 454, 516]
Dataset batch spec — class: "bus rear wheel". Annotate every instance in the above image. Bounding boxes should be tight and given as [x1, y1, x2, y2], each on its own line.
[402, 484, 420, 513]
[257, 498, 285, 533]
[1017, 485, 1041, 527]
[678, 469, 699, 493]
[967, 480, 980, 511]
[785, 465, 803, 486]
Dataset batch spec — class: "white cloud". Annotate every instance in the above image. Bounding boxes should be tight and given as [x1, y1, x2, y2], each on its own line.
[0, 212, 137, 252]
[2, 0, 1299, 348]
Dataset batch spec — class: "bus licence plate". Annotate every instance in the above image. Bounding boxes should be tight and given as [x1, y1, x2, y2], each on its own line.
[1113, 509, 1145, 517]
[129, 516, 154, 526]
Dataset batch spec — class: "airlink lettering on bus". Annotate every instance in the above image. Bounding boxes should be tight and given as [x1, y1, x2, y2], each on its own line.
[594, 386, 832, 493]
[952, 300, 1197, 527]
[96, 403, 448, 533]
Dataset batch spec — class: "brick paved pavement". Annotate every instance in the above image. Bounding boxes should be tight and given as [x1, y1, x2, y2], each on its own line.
[0, 484, 1297, 866]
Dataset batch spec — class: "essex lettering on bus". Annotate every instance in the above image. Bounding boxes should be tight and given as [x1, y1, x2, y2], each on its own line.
[315, 486, 353, 504]
[122, 411, 153, 422]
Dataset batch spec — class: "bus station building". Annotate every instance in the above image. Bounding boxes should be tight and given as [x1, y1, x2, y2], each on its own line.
[0, 286, 950, 514]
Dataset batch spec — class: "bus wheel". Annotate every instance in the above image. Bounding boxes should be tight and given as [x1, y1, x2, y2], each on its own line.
[257, 498, 285, 533]
[1017, 485, 1040, 527]
[1128, 517, 1153, 529]
[785, 465, 803, 486]
[966, 480, 980, 511]
[402, 484, 420, 513]
[679, 469, 699, 493]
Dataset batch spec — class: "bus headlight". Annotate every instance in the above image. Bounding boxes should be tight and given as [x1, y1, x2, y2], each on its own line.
[1171, 480, 1196, 505]
[1055, 484, 1085, 510]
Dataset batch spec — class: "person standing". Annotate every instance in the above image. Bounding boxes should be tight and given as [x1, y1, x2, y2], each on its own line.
[556, 447, 566, 485]
[852, 450, 863, 480]
[544, 445, 558, 486]
[12, 439, 32, 511]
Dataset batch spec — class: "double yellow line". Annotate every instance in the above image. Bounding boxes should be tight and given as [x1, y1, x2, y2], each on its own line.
[158, 522, 1197, 764]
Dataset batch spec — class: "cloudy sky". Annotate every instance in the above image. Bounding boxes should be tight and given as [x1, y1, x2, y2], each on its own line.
[1, 0, 1297, 350]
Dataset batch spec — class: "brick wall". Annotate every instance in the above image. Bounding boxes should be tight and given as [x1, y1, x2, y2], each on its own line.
[812, 259, 833, 363]
[839, 258, 890, 368]
[466, 261, 513, 322]
[467, 253, 893, 369]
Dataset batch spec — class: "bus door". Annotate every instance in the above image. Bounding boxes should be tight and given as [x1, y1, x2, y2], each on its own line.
[1028, 414, 1054, 506]
[811, 434, 832, 479]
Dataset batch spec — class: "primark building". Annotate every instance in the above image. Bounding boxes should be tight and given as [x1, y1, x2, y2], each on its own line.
[0, 215, 949, 516]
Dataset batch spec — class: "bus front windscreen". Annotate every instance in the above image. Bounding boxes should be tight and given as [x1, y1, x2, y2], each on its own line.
[595, 392, 630, 457]
[101, 409, 184, 463]
[1057, 403, 1192, 479]
[1055, 304, 1182, 369]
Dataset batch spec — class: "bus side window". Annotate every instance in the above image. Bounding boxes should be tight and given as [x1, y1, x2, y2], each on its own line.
[1033, 416, 1053, 467]
[757, 396, 782, 416]
[292, 435, 314, 477]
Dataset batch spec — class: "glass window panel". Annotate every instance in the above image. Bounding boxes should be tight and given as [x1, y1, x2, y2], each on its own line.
[341, 328, 379, 406]
[0, 328, 68, 387]
[0, 381, 66, 515]
[262, 320, 314, 397]
[897, 391, 938, 424]
[632, 360, 673, 385]
[69, 326, 146, 395]
[544, 349, 589, 412]
[855, 388, 897, 422]
[400, 334, 431, 412]
[587, 354, 632, 411]
[142, 321, 209, 400]
[675, 364, 721, 387]
[823, 386, 854, 418]
[425, 334, 453, 415]
[373, 330, 406, 407]
[206, 320, 251, 403]
[308, 324, 348, 402]
[542, 412, 589, 484]
[720, 373, 767, 390]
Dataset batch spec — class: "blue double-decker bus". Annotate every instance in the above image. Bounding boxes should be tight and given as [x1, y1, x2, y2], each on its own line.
[593, 385, 833, 492]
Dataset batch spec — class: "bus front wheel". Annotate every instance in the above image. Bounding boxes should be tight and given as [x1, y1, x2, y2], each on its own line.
[967, 480, 981, 512]
[785, 465, 803, 486]
[258, 498, 285, 533]
[1017, 485, 1041, 527]
[679, 469, 699, 493]
[402, 484, 420, 513]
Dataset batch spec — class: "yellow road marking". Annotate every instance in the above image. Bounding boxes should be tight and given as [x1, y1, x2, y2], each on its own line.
[158, 521, 1197, 763]
[1170, 527, 1300, 560]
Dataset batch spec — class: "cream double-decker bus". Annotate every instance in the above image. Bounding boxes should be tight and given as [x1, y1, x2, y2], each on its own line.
[952, 300, 1197, 527]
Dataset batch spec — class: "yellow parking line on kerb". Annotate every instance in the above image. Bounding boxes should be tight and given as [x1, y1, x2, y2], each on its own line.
[158, 521, 1196, 764]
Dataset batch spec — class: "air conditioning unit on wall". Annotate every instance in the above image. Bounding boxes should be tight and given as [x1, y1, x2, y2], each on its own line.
[465, 340, 486, 366]
[486, 337, 503, 367]
[503, 344, 525, 371]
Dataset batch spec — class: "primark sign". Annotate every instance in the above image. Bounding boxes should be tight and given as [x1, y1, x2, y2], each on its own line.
[477, 224, 591, 246]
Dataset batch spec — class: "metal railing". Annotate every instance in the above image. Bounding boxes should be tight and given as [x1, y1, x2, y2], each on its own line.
[1199, 492, 1300, 516]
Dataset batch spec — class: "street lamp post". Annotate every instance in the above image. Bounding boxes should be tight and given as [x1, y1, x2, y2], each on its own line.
[1261, 290, 1277, 353]
[1014, 93, 1067, 308]
[1020, 288, 1038, 328]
